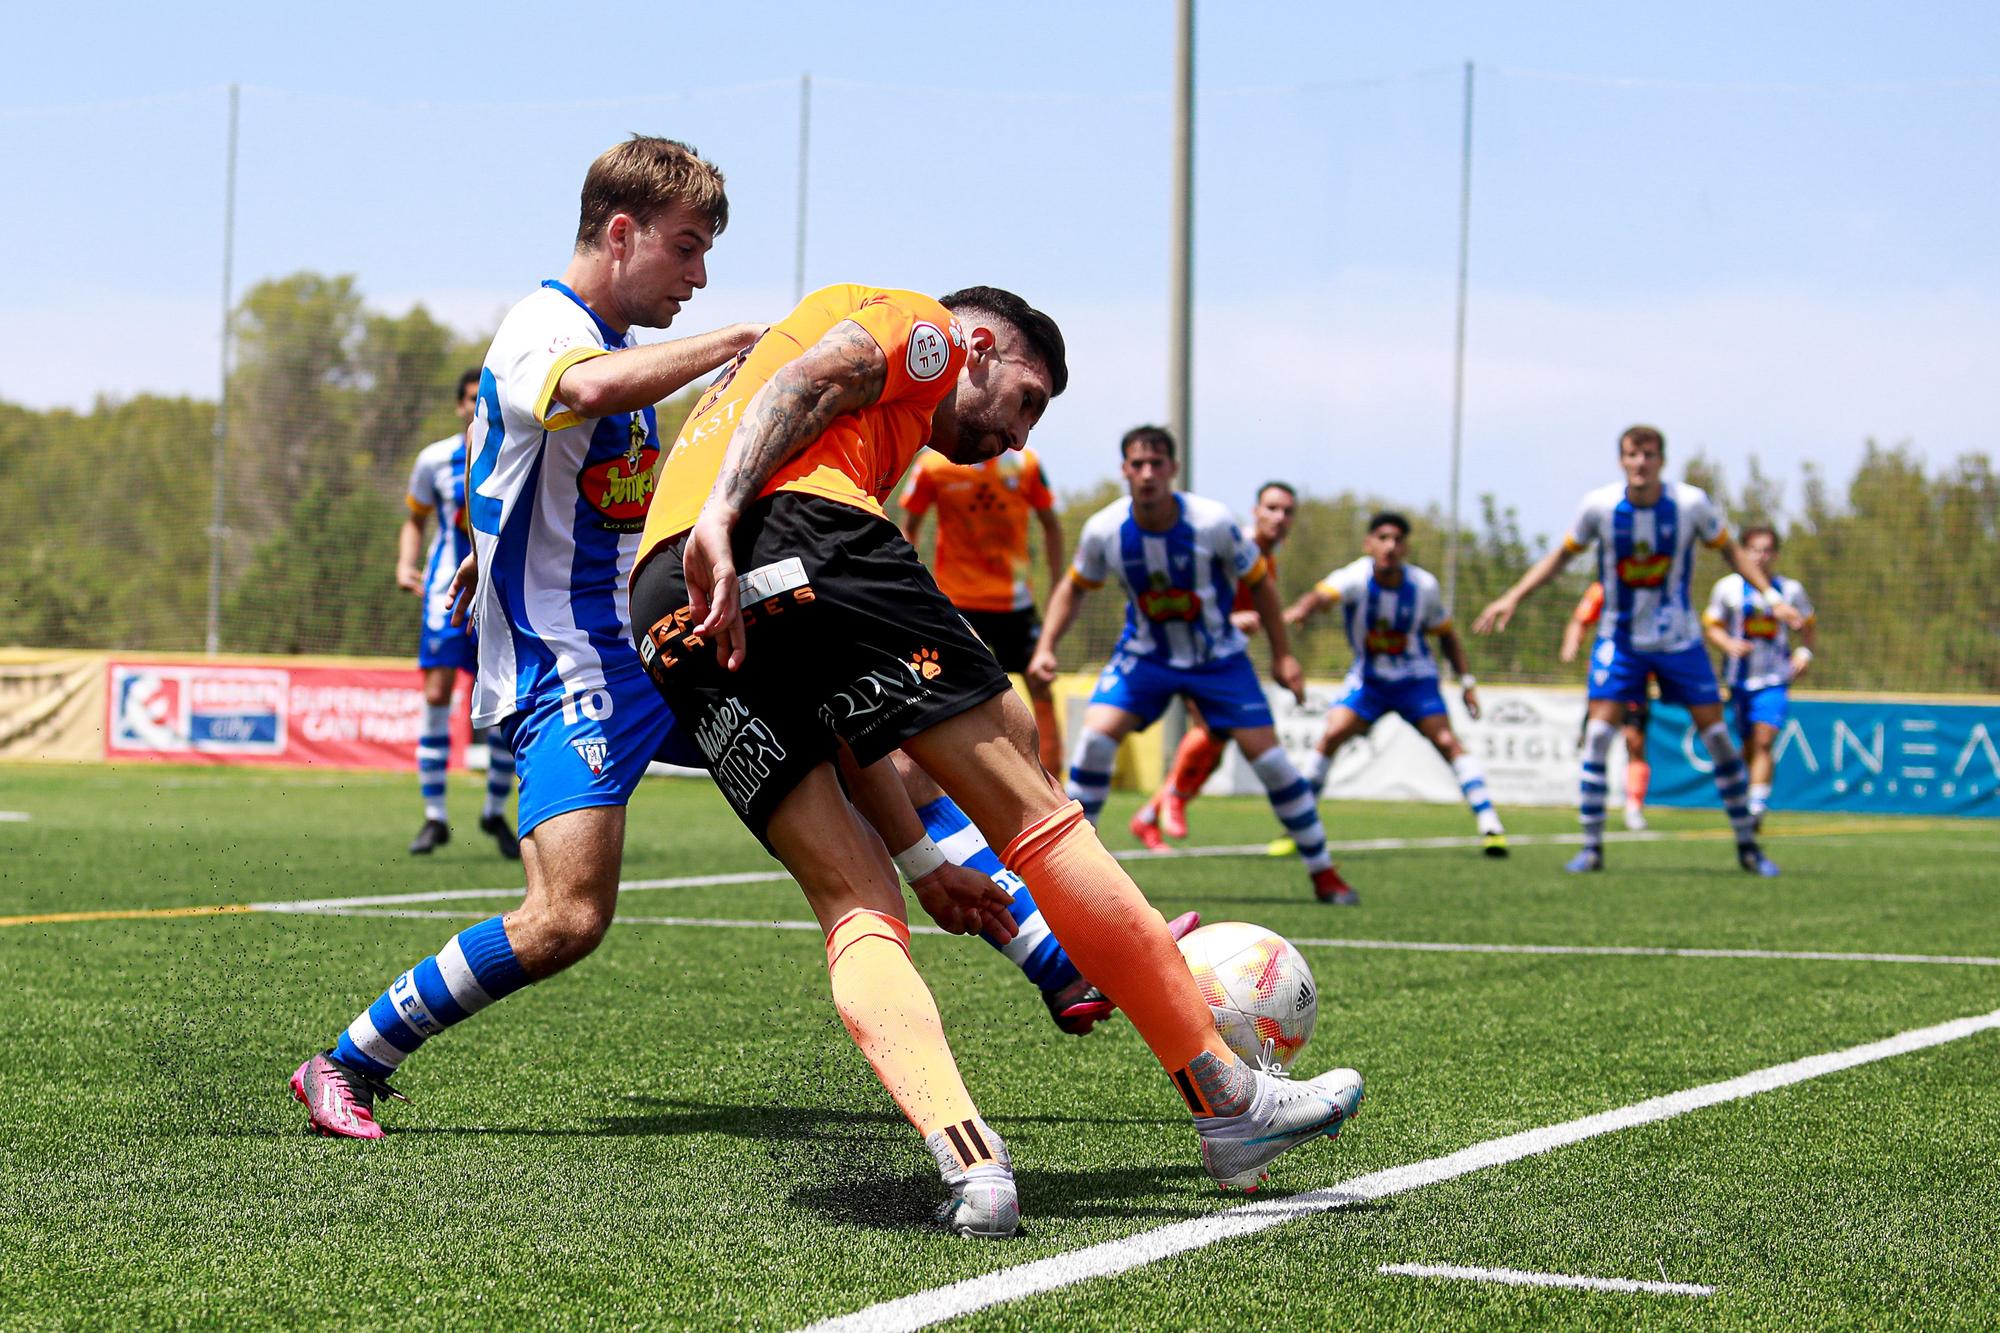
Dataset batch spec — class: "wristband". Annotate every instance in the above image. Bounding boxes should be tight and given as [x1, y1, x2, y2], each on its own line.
[891, 834, 946, 883]
[1793, 647, 1813, 665]
[1460, 674, 1478, 689]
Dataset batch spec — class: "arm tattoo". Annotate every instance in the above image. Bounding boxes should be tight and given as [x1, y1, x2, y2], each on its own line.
[712, 321, 887, 514]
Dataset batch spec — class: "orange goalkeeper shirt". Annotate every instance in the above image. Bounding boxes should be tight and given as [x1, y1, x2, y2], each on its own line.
[899, 449, 1054, 613]
[640, 284, 967, 563]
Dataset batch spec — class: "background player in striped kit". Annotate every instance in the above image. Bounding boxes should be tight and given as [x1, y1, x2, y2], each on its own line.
[1284, 511, 1508, 856]
[1031, 427, 1355, 904]
[1127, 480, 1299, 851]
[1475, 425, 1803, 875]
[1706, 525, 1818, 828]
[396, 369, 518, 858]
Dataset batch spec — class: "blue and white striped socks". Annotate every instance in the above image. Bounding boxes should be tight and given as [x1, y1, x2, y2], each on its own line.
[417, 702, 451, 823]
[1452, 752, 1504, 836]
[916, 794, 1081, 995]
[1579, 718, 1617, 852]
[1250, 748, 1333, 873]
[483, 731, 516, 820]
[1701, 722, 1758, 845]
[1065, 730, 1119, 825]
[331, 916, 531, 1080]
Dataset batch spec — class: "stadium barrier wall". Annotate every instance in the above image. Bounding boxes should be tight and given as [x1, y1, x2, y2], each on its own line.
[0, 650, 471, 771]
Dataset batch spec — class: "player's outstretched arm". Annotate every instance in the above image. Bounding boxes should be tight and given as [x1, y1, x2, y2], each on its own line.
[1435, 628, 1482, 719]
[1283, 586, 1333, 627]
[685, 321, 890, 668]
[447, 553, 478, 627]
[1251, 576, 1306, 704]
[554, 323, 765, 421]
[1474, 544, 1573, 635]
[1028, 575, 1088, 684]
[395, 511, 427, 595]
[1035, 506, 1066, 591]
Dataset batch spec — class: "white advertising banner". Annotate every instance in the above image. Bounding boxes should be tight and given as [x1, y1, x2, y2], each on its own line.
[1209, 681, 1619, 809]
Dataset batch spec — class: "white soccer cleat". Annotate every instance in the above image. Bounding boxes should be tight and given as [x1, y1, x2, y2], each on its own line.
[1623, 803, 1648, 832]
[1195, 1065, 1364, 1192]
[926, 1117, 1019, 1239]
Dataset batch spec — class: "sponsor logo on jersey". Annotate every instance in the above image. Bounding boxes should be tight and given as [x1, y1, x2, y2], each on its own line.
[1615, 542, 1672, 588]
[907, 322, 950, 382]
[1743, 613, 1780, 640]
[578, 442, 661, 532]
[1364, 621, 1410, 656]
[1138, 572, 1201, 622]
[693, 696, 787, 810]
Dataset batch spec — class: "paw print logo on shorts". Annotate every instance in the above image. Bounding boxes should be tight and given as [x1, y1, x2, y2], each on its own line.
[911, 647, 944, 681]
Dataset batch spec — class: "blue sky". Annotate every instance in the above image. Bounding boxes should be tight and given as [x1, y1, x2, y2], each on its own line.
[6, 2, 1997, 544]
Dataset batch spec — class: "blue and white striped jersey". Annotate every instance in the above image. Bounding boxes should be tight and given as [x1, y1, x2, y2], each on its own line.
[465, 280, 659, 728]
[1071, 492, 1263, 670]
[1706, 573, 1814, 690]
[1564, 481, 1728, 654]
[1315, 557, 1449, 685]
[405, 433, 472, 638]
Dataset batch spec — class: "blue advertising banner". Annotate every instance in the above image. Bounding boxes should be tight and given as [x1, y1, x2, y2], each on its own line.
[1649, 696, 2000, 818]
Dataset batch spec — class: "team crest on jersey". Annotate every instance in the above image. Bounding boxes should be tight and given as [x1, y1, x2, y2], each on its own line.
[1364, 621, 1410, 656]
[579, 433, 661, 533]
[1615, 542, 1671, 588]
[907, 322, 951, 382]
[571, 737, 610, 775]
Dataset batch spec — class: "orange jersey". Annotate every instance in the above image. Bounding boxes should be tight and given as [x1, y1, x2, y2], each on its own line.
[1232, 546, 1278, 615]
[899, 449, 1054, 613]
[642, 284, 967, 557]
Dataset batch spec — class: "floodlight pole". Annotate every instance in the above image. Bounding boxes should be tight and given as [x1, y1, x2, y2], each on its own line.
[793, 73, 811, 304]
[205, 82, 239, 657]
[1444, 61, 1474, 613]
[1168, 0, 1195, 487]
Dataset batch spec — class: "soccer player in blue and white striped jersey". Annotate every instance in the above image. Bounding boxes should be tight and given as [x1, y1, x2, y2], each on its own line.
[1029, 426, 1353, 904]
[396, 369, 518, 858]
[1476, 425, 1803, 875]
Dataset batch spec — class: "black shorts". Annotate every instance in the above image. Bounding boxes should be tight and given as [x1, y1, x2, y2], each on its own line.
[958, 606, 1042, 675]
[630, 493, 1013, 840]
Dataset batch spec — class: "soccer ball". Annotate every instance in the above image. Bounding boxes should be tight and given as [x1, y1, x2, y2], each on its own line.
[1176, 921, 1318, 1074]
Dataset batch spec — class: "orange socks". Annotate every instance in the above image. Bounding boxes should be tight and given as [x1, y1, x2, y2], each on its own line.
[1032, 695, 1063, 776]
[1003, 801, 1233, 1072]
[824, 908, 980, 1137]
[1626, 757, 1651, 805]
[1167, 728, 1227, 800]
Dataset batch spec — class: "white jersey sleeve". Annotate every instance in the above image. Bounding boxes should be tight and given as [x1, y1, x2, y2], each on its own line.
[1070, 502, 1122, 587]
[406, 448, 440, 515]
[490, 304, 614, 433]
[1686, 487, 1728, 546]
[1705, 574, 1739, 628]
[1317, 557, 1370, 603]
[1565, 492, 1608, 553]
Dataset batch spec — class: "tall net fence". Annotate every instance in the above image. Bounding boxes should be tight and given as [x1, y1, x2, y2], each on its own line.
[2, 72, 1994, 692]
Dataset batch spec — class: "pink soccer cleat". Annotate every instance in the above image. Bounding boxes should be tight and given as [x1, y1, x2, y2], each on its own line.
[1159, 790, 1190, 841]
[290, 1051, 405, 1140]
[1129, 808, 1169, 853]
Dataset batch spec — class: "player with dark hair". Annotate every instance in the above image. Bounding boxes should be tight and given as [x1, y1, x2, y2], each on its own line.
[1705, 525, 1816, 828]
[1033, 428, 1356, 904]
[1476, 425, 1802, 874]
[1128, 479, 1300, 851]
[630, 292, 1364, 1237]
[1286, 512, 1507, 856]
[396, 369, 519, 858]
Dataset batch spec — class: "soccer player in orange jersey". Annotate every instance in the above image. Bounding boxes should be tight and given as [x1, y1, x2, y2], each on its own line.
[899, 447, 1066, 773]
[1128, 480, 1298, 851]
[629, 284, 1364, 1236]
[1560, 581, 1654, 830]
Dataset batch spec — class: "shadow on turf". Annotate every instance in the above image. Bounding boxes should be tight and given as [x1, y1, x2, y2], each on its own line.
[381, 1097, 1180, 1138]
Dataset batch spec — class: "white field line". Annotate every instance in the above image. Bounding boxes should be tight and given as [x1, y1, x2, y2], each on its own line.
[795, 1005, 2000, 1333]
[0, 811, 30, 822]
[1377, 1263, 1714, 1297]
[280, 906, 2000, 971]
[242, 823, 1814, 914]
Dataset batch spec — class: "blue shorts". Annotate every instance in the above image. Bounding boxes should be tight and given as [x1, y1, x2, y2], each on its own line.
[419, 624, 477, 673]
[1087, 650, 1274, 733]
[1734, 684, 1789, 733]
[1587, 638, 1721, 708]
[1336, 675, 1449, 727]
[499, 667, 705, 837]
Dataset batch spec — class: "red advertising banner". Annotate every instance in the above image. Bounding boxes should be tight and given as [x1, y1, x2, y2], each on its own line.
[104, 659, 472, 770]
